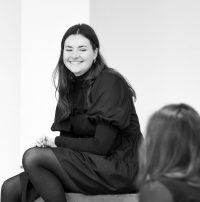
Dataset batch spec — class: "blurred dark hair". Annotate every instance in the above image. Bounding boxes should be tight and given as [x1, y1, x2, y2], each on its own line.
[138, 103, 200, 187]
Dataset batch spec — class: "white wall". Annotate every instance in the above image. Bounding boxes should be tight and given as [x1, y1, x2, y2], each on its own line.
[90, 0, 200, 133]
[0, 0, 21, 186]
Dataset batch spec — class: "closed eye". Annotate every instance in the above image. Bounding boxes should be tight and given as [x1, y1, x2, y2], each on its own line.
[65, 49, 72, 51]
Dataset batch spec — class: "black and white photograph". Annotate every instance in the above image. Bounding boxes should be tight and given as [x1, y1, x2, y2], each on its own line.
[1, 0, 200, 202]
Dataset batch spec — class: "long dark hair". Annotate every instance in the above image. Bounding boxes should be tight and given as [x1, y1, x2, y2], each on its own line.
[137, 103, 200, 187]
[52, 23, 136, 118]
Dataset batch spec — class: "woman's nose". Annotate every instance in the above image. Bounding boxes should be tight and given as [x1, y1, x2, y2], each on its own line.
[71, 50, 79, 58]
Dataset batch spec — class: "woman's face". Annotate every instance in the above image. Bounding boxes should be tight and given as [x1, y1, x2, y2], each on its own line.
[63, 34, 98, 76]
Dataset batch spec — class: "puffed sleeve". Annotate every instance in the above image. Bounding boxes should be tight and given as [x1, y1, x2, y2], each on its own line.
[51, 105, 72, 135]
[87, 71, 133, 130]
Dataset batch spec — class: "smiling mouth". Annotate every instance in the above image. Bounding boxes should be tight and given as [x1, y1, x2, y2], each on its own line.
[69, 61, 83, 64]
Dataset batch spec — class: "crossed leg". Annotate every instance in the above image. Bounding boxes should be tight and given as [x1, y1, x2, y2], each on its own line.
[22, 147, 68, 202]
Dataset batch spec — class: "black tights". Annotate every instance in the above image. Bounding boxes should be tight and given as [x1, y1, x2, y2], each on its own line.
[1, 174, 21, 202]
[1, 147, 68, 202]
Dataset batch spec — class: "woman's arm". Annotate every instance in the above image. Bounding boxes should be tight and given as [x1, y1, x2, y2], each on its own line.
[54, 124, 117, 155]
[139, 181, 173, 202]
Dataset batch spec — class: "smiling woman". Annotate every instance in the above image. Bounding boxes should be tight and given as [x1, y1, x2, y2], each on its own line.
[1, 23, 143, 202]
[63, 34, 98, 76]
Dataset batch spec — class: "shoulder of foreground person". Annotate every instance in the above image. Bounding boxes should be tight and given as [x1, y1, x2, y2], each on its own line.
[139, 180, 174, 202]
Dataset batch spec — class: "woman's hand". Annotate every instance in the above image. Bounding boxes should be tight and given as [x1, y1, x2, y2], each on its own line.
[35, 136, 57, 148]
[35, 136, 47, 147]
[43, 136, 57, 148]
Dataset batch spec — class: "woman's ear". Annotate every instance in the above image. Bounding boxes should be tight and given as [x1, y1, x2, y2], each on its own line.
[94, 48, 98, 61]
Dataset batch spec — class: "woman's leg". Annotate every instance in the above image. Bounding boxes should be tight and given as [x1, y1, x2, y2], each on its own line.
[1, 174, 21, 202]
[22, 147, 68, 202]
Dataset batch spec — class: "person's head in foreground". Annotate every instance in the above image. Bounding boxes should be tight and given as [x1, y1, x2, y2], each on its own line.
[138, 103, 200, 186]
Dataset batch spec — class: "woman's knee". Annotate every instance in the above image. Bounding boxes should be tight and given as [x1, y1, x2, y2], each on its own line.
[1, 178, 10, 196]
[1, 177, 19, 198]
[22, 147, 41, 170]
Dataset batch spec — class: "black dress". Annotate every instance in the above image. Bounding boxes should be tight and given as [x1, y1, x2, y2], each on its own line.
[20, 67, 143, 201]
